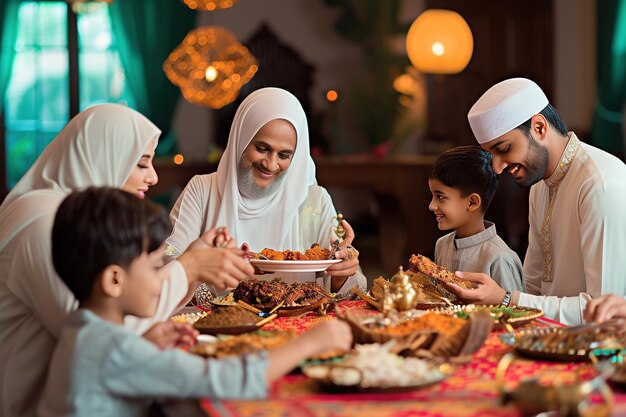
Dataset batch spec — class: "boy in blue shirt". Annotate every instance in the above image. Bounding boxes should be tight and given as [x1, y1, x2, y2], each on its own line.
[428, 146, 524, 292]
[39, 187, 351, 417]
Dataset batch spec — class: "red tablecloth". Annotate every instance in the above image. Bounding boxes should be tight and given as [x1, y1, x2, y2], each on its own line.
[199, 301, 626, 417]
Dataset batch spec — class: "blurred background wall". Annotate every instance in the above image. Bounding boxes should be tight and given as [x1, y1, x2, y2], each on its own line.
[2, 0, 623, 280]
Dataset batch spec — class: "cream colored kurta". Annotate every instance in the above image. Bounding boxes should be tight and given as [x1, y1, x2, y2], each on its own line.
[0, 104, 189, 417]
[518, 133, 626, 325]
[168, 179, 366, 293]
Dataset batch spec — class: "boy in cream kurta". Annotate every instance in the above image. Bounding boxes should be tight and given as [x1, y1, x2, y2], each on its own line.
[428, 146, 524, 292]
[448, 78, 626, 325]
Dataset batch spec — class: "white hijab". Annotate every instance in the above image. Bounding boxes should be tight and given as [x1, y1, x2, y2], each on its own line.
[0, 104, 162, 417]
[213, 87, 317, 251]
[0, 103, 161, 252]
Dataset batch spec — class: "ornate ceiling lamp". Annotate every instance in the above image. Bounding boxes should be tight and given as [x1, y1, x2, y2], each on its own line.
[181, 0, 239, 11]
[163, 27, 258, 109]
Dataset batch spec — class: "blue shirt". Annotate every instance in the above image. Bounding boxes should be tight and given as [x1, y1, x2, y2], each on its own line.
[39, 309, 268, 417]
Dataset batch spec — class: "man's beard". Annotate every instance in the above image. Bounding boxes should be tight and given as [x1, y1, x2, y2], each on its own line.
[517, 132, 549, 187]
[237, 157, 286, 198]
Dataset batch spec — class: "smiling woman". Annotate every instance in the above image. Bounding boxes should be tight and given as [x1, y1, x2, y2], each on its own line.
[167, 87, 367, 300]
[238, 119, 296, 197]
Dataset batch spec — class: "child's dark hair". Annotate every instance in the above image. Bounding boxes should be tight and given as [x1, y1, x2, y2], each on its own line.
[52, 187, 172, 302]
[429, 145, 499, 213]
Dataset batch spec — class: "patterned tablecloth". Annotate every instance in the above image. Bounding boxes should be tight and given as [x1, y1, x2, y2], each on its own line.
[198, 301, 626, 417]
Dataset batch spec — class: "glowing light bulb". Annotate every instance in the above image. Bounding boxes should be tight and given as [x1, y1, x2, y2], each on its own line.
[173, 154, 184, 165]
[432, 42, 445, 56]
[205, 66, 218, 82]
[326, 90, 338, 102]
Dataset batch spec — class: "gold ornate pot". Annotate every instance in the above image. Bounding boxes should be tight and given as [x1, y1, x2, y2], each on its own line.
[386, 266, 417, 311]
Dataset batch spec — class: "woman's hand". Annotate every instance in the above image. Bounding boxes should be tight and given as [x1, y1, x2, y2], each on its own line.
[191, 226, 235, 249]
[325, 220, 359, 291]
[178, 247, 254, 291]
[584, 294, 626, 324]
[142, 321, 199, 349]
[444, 271, 506, 305]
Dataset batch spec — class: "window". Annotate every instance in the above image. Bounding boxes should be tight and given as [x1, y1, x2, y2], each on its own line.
[3, 1, 133, 188]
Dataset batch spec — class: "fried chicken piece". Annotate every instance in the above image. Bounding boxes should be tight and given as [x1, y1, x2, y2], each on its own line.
[259, 248, 285, 260]
[232, 278, 290, 308]
[295, 281, 331, 305]
[232, 278, 331, 309]
[409, 254, 473, 290]
[305, 244, 332, 260]
[370, 276, 388, 300]
[370, 274, 456, 304]
[283, 250, 308, 260]
[258, 244, 331, 261]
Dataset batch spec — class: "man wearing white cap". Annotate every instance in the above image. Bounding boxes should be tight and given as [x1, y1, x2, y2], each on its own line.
[446, 77, 626, 325]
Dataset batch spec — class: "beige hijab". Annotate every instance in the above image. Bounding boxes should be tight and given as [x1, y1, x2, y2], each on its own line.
[0, 104, 161, 417]
[0, 103, 161, 252]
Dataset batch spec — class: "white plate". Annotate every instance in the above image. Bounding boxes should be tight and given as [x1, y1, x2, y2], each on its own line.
[250, 258, 342, 273]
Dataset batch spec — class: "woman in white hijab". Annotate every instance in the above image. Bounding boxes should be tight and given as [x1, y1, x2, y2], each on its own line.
[0, 104, 253, 417]
[167, 87, 367, 301]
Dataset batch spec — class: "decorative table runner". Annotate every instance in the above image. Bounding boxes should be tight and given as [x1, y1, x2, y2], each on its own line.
[199, 301, 626, 417]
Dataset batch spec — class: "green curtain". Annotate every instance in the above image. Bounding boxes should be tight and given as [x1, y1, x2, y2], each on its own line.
[109, 1, 196, 156]
[592, 0, 626, 154]
[0, 0, 20, 113]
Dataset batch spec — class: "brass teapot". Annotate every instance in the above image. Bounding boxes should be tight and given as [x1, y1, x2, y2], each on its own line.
[383, 266, 417, 312]
[496, 353, 614, 417]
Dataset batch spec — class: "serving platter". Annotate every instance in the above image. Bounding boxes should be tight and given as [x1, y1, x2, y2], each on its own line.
[189, 330, 297, 358]
[435, 305, 544, 329]
[250, 258, 341, 273]
[500, 325, 626, 362]
[353, 288, 448, 312]
[193, 322, 263, 336]
[302, 362, 448, 393]
[169, 310, 207, 325]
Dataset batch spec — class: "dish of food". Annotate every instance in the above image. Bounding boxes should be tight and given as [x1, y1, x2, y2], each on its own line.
[189, 330, 297, 358]
[250, 259, 341, 273]
[210, 292, 237, 307]
[192, 305, 270, 335]
[592, 349, 626, 389]
[436, 305, 544, 329]
[501, 323, 626, 362]
[169, 311, 207, 325]
[255, 244, 332, 261]
[303, 342, 449, 392]
[232, 278, 332, 310]
[364, 277, 453, 309]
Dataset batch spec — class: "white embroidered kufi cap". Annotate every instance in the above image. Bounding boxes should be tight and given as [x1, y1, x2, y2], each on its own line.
[467, 78, 549, 144]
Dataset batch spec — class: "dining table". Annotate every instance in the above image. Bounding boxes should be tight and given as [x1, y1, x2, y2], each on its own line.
[160, 300, 626, 417]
